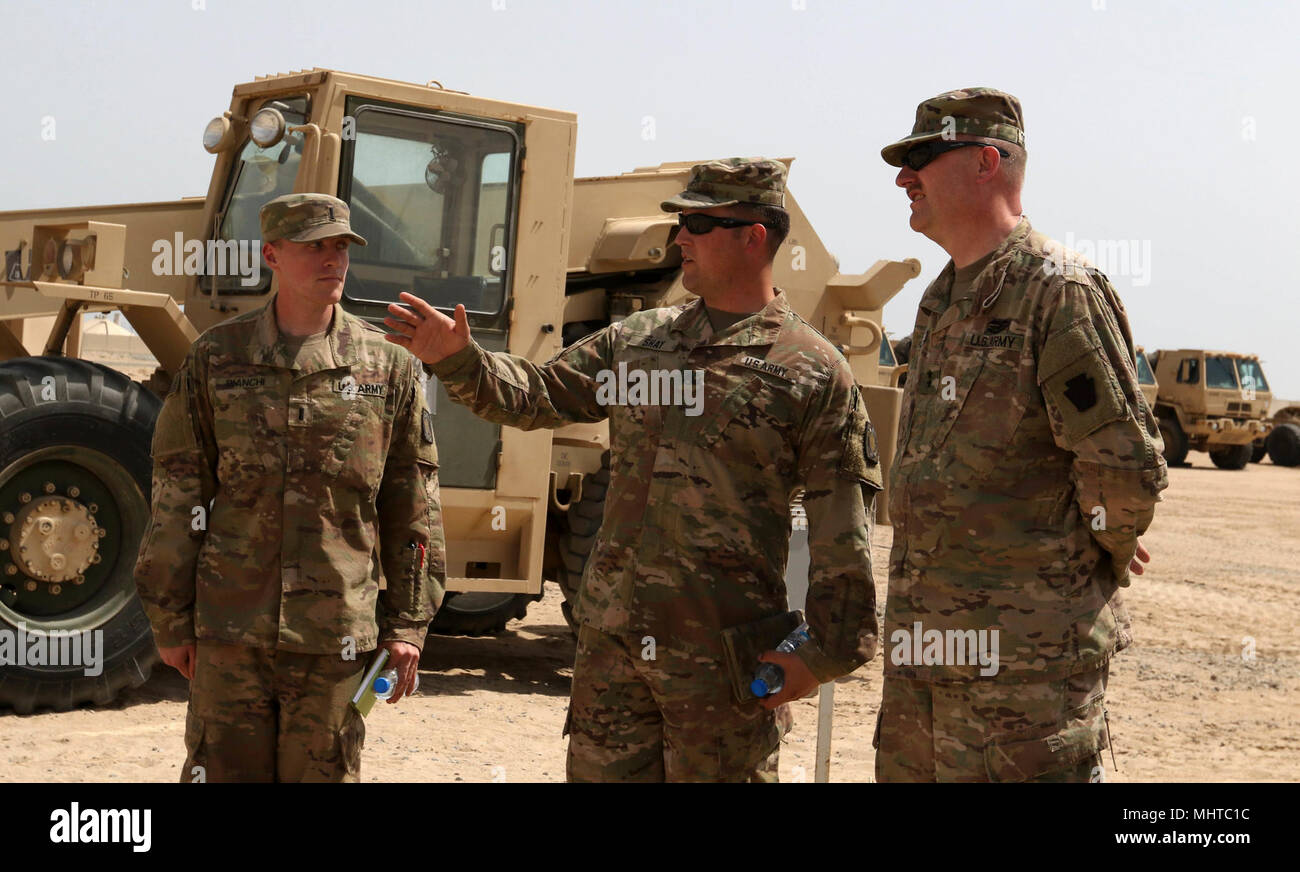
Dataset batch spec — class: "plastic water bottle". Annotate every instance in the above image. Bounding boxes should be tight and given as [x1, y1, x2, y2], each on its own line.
[750, 622, 811, 697]
[373, 668, 418, 701]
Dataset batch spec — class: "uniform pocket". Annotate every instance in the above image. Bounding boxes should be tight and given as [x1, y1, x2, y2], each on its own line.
[938, 341, 1029, 478]
[983, 696, 1108, 782]
[694, 375, 765, 448]
[209, 365, 276, 482]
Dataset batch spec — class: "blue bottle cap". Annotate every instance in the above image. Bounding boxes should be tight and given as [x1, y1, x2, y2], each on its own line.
[750, 678, 770, 697]
[374, 676, 393, 694]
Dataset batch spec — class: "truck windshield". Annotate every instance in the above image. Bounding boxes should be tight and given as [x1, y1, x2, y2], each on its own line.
[1236, 358, 1270, 393]
[1206, 355, 1239, 390]
[879, 338, 896, 367]
[341, 103, 520, 316]
[1135, 350, 1155, 385]
[211, 96, 309, 292]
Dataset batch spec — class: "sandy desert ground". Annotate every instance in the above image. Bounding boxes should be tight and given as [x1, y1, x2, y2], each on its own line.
[2, 459, 1297, 783]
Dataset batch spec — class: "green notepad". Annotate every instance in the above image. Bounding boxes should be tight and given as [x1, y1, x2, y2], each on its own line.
[350, 649, 390, 717]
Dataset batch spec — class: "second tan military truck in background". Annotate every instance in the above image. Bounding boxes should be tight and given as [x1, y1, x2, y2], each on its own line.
[0, 68, 919, 712]
[1148, 348, 1292, 469]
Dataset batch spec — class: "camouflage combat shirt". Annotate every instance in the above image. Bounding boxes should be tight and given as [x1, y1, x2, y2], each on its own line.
[887, 218, 1168, 683]
[134, 297, 444, 654]
[430, 291, 881, 681]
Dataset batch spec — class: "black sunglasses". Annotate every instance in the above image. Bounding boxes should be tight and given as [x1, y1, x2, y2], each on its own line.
[903, 139, 1009, 171]
[676, 213, 767, 235]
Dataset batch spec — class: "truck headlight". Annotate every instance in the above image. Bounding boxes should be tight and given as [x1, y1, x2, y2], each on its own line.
[57, 236, 96, 281]
[249, 107, 286, 149]
[203, 116, 235, 153]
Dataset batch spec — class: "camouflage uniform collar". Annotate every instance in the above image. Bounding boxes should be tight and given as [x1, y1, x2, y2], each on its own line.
[252, 295, 363, 371]
[918, 217, 1033, 318]
[671, 289, 790, 347]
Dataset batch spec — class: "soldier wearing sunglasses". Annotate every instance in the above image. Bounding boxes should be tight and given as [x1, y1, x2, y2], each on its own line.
[875, 88, 1167, 782]
[386, 158, 881, 782]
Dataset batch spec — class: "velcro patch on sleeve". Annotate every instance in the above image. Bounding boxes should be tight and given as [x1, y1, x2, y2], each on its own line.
[1041, 320, 1127, 444]
[836, 388, 883, 490]
[152, 371, 199, 455]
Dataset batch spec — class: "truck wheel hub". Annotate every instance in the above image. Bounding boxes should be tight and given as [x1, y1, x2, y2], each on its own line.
[11, 496, 100, 584]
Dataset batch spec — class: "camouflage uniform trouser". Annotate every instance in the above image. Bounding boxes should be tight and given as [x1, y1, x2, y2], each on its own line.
[874, 664, 1112, 783]
[565, 624, 789, 782]
[182, 641, 367, 783]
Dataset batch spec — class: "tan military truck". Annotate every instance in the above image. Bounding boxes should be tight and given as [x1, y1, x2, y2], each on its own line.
[0, 68, 919, 711]
[1149, 349, 1273, 469]
[1255, 402, 1300, 466]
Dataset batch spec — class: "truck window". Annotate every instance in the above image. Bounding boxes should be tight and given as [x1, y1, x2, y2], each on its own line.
[1206, 355, 1238, 390]
[1135, 350, 1156, 385]
[1235, 358, 1269, 393]
[1178, 358, 1199, 385]
[210, 96, 309, 293]
[340, 103, 521, 316]
[879, 338, 896, 367]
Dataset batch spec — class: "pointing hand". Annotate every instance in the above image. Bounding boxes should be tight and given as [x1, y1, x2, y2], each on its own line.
[384, 292, 471, 364]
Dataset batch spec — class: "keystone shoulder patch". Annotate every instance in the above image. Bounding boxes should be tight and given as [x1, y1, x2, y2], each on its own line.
[737, 355, 792, 381]
[1063, 373, 1098, 411]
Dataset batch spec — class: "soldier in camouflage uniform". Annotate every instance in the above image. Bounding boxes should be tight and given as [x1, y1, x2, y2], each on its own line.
[875, 89, 1168, 781]
[386, 159, 881, 782]
[135, 193, 444, 782]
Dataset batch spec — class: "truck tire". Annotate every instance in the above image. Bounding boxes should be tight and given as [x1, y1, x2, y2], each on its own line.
[1251, 441, 1267, 463]
[555, 450, 610, 633]
[1267, 421, 1300, 467]
[1209, 443, 1253, 470]
[1157, 414, 1188, 466]
[429, 590, 538, 636]
[0, 357, 160, 713]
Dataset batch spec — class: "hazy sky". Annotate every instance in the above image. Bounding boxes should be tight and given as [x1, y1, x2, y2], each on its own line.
[3, 0, 1296, 396]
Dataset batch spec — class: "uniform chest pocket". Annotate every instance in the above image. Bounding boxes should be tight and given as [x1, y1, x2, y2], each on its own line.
[602, 353, 674, 437]
[290, 373, 389, 486]
[208, 366, 280, 484]
[691, 373, 799, 477]
[692, 375, 764, 448]
[935, 333, 1030, 477]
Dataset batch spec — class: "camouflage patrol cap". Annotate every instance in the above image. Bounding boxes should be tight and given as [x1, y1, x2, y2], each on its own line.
[881, 88, 1026, 167]
[259, 193, 367, 246]
[660, 158, 787, 212]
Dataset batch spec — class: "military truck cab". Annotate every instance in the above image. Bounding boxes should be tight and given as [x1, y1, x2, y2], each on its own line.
[1150, 349, 1272, 469]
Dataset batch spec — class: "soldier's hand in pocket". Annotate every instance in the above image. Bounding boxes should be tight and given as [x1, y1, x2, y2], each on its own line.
[159, 644, 197, 681]
[1129, 539, 1151, 576]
